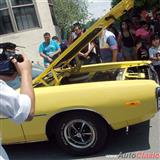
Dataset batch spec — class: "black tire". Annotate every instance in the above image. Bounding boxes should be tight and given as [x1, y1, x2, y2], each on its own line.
[55, 112, 108, 156]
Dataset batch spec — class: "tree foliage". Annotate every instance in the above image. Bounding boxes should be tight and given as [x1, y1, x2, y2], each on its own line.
[84, 18, 97, 29]
[112, 0, 160, 9]
[52, 0, 88, 33]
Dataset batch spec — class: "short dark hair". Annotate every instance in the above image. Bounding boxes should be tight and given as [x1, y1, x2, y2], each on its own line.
[150, 34, 159, 43]
[43, 32, 50, 37]
[52, 36, 59, 41]
[140, 20, 148, 26]
[73, 22, 82, 30]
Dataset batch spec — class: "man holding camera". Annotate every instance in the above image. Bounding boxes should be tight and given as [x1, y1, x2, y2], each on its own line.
[0, 51, 35, 160]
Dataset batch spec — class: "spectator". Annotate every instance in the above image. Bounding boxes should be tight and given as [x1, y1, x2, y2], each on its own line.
[131, 14, 141, 31]
[108, 25, 119, 39]
[92, 37, 102, 63]
[119, 20, 135, 61]
[78, 40, 98, 65]
[67, 31, 76, 45]
[52, 36, 68, 53]
[153, 12, 160, 35]
[73, 23, 83, 40]
[99, 29, 118, 62]
[68, 23, 84, 45]
[135, 39, 149, 60]
[149, 34, 160, 80]
[71, 23, 97, 65]
[39, 32, 61, 67]
[140, 10, 149, 21]
[152, 7, 159, 20]
[135, 21, 152, 46]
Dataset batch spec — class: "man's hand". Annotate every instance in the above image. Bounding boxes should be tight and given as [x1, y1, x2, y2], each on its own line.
[47, 56, 53, 62]
[12, 54, 32, 76]
[78, 52, 87, 58]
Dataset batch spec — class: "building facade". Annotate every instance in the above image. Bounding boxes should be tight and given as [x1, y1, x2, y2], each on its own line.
[0, 0, 59, 64]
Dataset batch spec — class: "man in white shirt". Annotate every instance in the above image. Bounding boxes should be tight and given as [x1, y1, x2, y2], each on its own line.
[0, 54, 35, 160]
[99, 29, 118, 62]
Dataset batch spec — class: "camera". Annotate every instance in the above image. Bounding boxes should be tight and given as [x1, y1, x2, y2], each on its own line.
[0, 42, 23, 75]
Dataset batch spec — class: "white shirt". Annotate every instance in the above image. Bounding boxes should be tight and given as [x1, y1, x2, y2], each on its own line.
[0, 80, 31, 160]
[99, 29, 116, 49]
[104, 30, 116, 40]
[149, 46, 160, 66]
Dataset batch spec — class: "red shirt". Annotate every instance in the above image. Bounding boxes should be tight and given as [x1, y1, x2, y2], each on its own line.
[135, 28, 150, 39]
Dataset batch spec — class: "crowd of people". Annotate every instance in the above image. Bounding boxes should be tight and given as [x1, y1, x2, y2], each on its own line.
[38, 7, 160, 79]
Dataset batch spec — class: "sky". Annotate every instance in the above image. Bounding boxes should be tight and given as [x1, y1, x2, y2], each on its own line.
[88, 0, 112, 19]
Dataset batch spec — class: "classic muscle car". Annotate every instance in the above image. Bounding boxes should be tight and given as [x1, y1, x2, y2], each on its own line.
[1, 61, 160, 155]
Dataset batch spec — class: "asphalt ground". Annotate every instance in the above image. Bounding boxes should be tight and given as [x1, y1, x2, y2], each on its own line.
[4, 111, 160, 160]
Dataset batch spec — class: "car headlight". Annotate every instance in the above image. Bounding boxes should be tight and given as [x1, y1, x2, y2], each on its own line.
[156, 87, 160, 111]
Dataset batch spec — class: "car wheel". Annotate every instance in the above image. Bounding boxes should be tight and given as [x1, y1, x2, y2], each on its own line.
[55, 112, 108, 155]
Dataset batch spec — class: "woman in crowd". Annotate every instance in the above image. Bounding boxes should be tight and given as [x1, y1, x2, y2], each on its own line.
[135, 21, 152, 46]
[118, 20, 135, 61]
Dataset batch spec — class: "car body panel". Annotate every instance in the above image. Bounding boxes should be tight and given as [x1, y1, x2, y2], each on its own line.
[1, 79, 158, 144]
[0, 119, 25, 144]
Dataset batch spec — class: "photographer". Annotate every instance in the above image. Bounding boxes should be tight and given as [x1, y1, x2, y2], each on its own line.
[0, 46, 35, 160]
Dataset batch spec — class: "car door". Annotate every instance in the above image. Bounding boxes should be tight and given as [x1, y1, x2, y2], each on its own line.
[0, 116, 25, 144]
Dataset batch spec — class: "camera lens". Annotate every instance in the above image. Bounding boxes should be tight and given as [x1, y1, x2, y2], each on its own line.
[16, 54, 24, 62]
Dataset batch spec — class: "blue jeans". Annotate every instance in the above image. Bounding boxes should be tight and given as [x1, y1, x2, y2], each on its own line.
[100, 48, 123, 62]
[100, 48, 112, 62]
[122, 46, 135, 61]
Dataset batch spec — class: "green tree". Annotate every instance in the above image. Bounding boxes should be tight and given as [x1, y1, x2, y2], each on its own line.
[52, 0, 88, 39]
[112, 0, 160, 9]
[84, 18, 97, 29]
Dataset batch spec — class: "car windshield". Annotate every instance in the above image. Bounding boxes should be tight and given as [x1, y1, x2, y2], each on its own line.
[6, 64, 44, 89]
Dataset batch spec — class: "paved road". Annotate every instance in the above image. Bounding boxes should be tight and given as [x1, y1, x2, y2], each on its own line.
[4, 112, 160, 160]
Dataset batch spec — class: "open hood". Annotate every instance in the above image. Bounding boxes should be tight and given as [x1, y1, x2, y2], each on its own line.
[32, 0, 134, 87]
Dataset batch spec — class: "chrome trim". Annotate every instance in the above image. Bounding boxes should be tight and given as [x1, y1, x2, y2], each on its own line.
[0, 114, 47, 119]
[64, 119, 96, 149]
[0, 116, 8, 120]
[34, 114, 47, 117]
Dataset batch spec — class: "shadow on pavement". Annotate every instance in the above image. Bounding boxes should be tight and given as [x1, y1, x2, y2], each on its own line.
[4, 121, 150, 160]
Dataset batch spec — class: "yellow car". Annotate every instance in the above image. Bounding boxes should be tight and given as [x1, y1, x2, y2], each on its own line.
[1, 61, 160, 155]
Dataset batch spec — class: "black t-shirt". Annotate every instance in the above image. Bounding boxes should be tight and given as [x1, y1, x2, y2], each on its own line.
[137, 46, 149, 60]
[121, 32, 135, 48]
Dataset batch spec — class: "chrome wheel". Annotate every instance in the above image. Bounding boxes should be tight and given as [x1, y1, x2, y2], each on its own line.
[63, 119, 96, 149]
